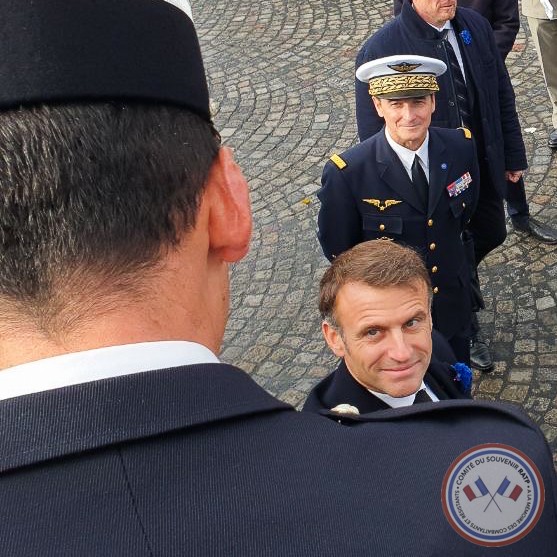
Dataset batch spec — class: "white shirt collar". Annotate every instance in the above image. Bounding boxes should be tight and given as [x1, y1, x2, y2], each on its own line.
[426, 20, 467, 81]
[0, 341, 219, 401]
[428, 20, 452, 33]
[385, 128, 430, 181]
[369, 381, 439, 408]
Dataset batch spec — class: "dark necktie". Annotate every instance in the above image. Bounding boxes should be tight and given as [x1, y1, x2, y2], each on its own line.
[411, 155, 428, 208]
[413, 389, 432, 404]
[441, 29, 471, 128]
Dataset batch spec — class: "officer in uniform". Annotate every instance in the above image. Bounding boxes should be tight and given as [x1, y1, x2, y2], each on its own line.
[317, 55, 479, 363]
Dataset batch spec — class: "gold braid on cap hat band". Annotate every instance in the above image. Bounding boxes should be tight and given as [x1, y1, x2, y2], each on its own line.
[368, 74, 439, 97]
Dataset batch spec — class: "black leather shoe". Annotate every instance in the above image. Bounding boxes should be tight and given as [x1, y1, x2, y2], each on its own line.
[549, 129, 557, 149]
[511, 217, 557, 244]
[470, 335, 493, 372]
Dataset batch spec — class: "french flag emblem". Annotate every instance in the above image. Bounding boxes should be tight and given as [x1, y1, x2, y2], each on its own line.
[496, 477, 523, 501]
[463, 477, 489, 501]
[463, 476, 523, 503]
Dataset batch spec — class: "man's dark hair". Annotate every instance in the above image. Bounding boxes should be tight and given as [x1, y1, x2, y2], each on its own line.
[319, 240, 432, 327]
[0, 102, 220, 323]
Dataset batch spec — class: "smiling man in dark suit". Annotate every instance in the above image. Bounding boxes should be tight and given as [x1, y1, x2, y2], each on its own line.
[304, 240, 472, 416]
[318, 54, 478, 363]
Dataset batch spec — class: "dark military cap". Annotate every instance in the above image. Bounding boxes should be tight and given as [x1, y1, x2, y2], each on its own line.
[0, 0, 210, 121]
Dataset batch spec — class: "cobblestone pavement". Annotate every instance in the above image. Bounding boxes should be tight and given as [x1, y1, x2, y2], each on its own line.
[195, 0, 557, 464]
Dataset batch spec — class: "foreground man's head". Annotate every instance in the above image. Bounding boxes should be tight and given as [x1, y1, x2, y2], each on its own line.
[0, 0, 252, 367]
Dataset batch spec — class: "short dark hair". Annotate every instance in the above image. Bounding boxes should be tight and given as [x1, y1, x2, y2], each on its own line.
[319, 240, 432, 326]
[0, 102, 219, 318]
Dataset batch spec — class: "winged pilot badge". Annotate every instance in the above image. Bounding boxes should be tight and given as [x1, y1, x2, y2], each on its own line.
[362, 199, 403, 211]
[388, 62, 422, 73]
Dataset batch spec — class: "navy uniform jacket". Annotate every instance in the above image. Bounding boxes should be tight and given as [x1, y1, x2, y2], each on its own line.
[0, 363, 556, 555]
[317, 126, 479, 341]
[393, 0, 520, 59]
[356, 2, 527, 197]
[303, 358, 471, 415]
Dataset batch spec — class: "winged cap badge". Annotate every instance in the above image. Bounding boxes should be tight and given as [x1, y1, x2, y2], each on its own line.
[362, 199, 403, 211]
[388, 62, 422, 73]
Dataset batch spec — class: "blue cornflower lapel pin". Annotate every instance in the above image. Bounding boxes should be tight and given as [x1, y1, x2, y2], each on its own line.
[452, 362, 473, 394]
[460, 29, 472, 45]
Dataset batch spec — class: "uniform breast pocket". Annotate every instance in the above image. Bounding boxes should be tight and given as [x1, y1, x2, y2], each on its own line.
[449, 197, 467, 219]
[362, 215, 403, 239]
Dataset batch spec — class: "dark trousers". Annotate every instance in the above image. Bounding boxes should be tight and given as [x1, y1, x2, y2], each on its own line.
[448, 334, 471, 366]
[505, 176, 530, 225]
[467, 161, 507, 264]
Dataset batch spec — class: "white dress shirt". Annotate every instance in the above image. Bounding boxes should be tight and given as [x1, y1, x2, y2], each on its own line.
[370, 381, 440, 408]
[430, 20, 467, 82]
[0, 341, 219, 401]
[385, 128, 430, 182]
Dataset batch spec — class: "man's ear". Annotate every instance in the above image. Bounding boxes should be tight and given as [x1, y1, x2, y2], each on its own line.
[322, 321, 346, 359]
[205, 147, 252, 262]
[372, 96, 384, 118]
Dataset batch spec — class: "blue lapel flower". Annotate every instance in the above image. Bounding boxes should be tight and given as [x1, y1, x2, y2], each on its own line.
[459, 29, 472, 45]
[452, 362, 473, 393]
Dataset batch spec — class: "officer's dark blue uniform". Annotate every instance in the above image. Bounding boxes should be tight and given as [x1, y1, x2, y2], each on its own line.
[318, 126, 479, 361]
[355, 2, 527, 264]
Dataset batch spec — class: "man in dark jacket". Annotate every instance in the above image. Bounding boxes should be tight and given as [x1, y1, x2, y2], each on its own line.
[392, 1, 553, 251]
[355, 0, 557, 371]
[393, 0, 519, 59]
[304, 240, 472, 416]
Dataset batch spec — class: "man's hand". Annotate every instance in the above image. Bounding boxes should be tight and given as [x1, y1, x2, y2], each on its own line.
[505, 170, 524, 183]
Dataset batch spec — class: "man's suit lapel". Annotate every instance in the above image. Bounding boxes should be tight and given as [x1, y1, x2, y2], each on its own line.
[375, 131, 425, 213]
[426, 361, 471, 400]
[427, 129, 452, 215]
[451, 14, 478, 110]
[425, 370, 451, 400]
[324, 360, 390, 413]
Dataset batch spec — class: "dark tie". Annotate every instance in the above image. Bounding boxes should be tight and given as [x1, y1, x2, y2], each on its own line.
[411, 155, 428, 208]
[441, 29, 471, 128]
[413, 389, 432, 404]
